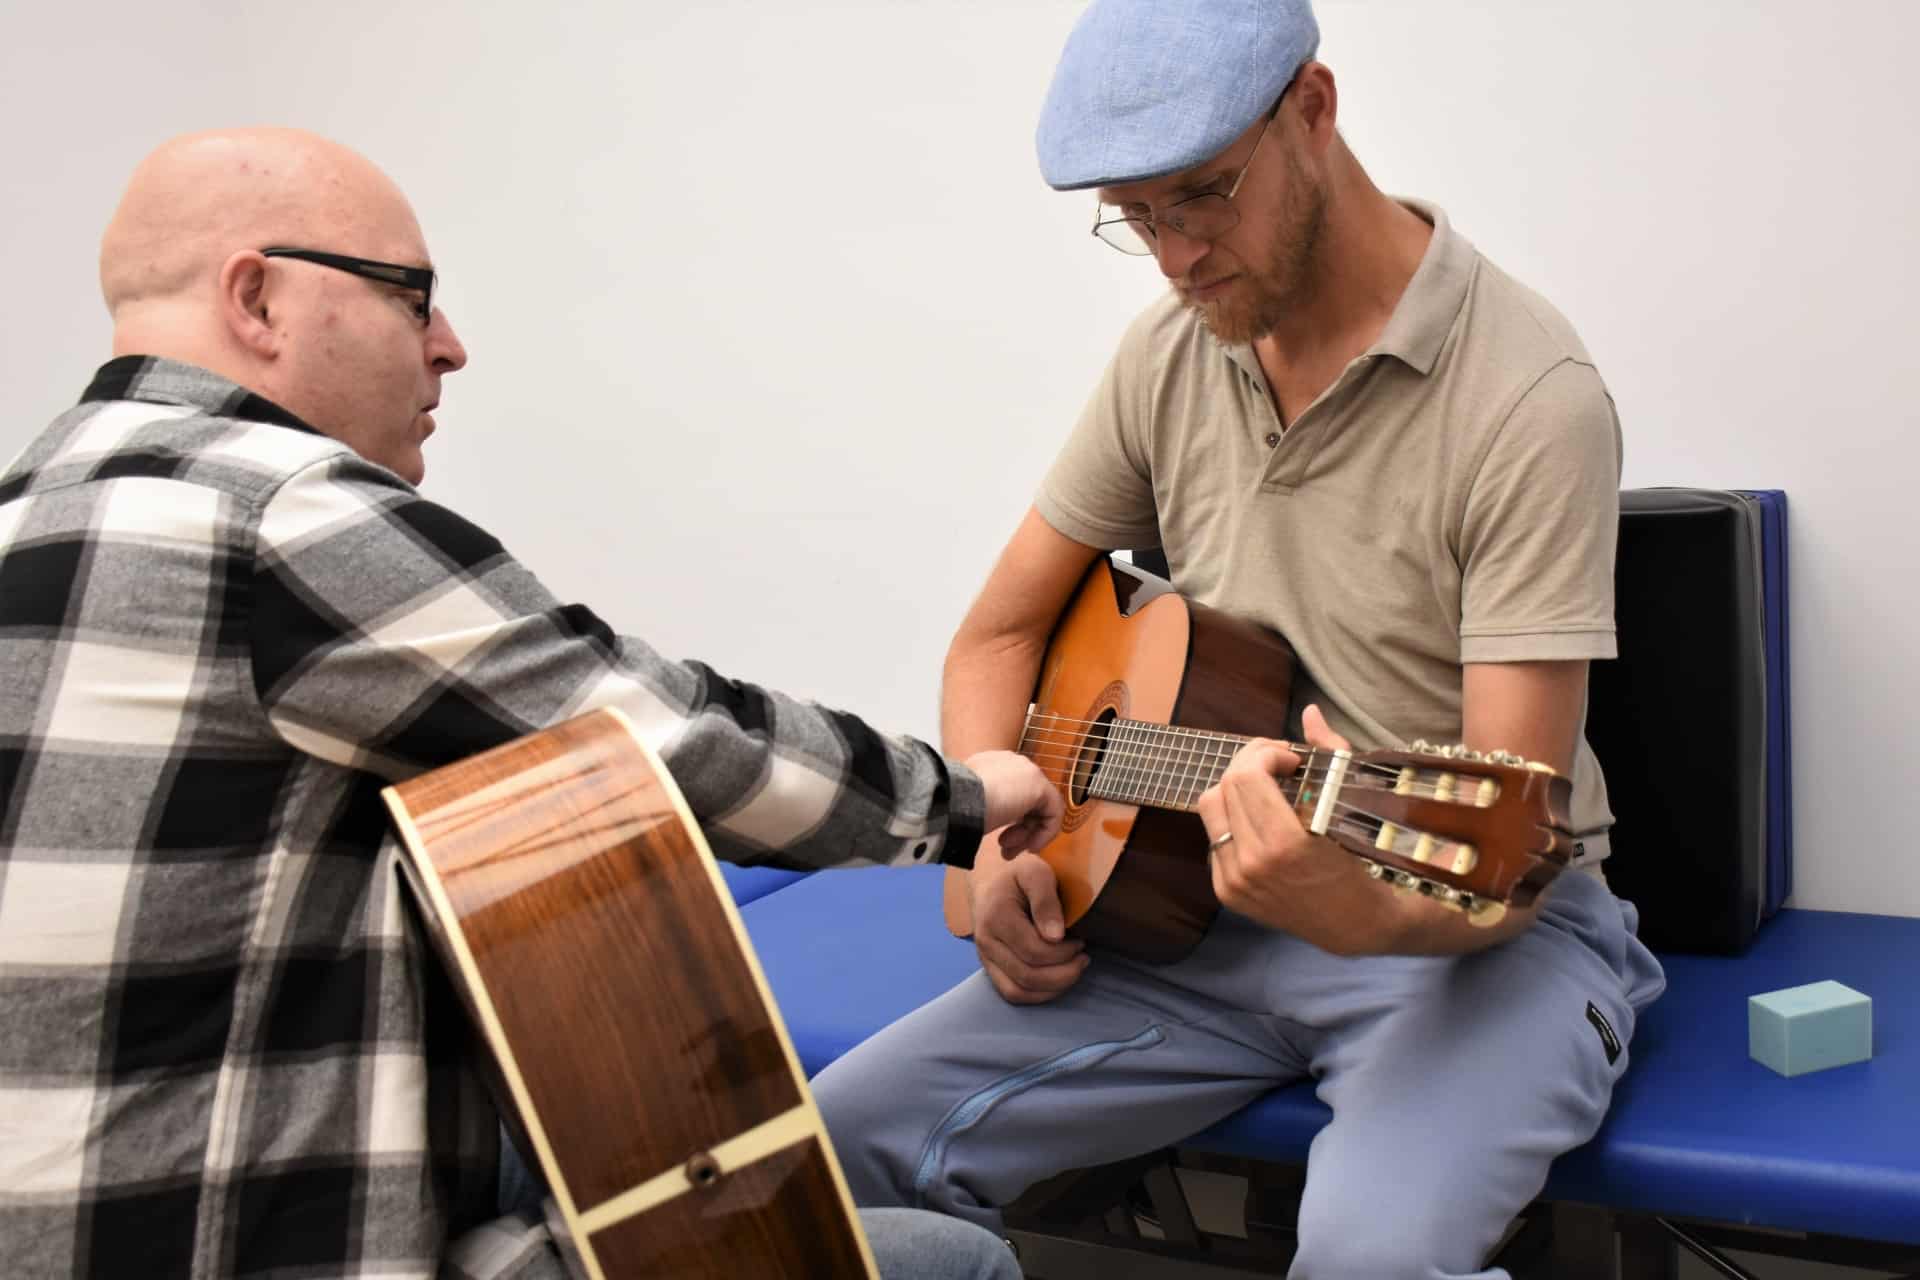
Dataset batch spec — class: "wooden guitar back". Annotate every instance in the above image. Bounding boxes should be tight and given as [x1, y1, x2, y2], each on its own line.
[385, 708, 876, 1279]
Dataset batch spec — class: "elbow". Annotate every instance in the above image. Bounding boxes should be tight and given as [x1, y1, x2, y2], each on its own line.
[945, 621, 1047, 676]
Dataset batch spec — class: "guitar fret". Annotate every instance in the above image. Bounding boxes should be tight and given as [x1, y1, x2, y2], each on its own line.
[1158, 725, 1186, 808]
[1108, 720, 1139, 805]
[1120, 720, 1145, 804]
[1138, 720, 1160, 808]
[1175, 728, 1199, 808]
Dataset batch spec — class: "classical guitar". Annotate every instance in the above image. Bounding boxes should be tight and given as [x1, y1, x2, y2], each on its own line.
[384, 708, 878, 1280]
[942, 558, 1575, 964]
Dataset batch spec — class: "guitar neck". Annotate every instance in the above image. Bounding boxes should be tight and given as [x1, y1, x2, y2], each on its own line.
[1020, 712, 1335, 815]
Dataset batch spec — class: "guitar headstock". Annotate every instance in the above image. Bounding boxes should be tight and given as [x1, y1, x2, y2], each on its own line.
[1303, 740, 1574, 925]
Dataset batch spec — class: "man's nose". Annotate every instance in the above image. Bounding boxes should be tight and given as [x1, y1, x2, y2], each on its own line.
[428, 309, 468, 373]
[1152, 226, 1211, 281]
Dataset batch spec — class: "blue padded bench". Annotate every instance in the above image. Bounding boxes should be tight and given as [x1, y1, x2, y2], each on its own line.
[741, 866, 1920, 1278]
[717, 862, 812, 907]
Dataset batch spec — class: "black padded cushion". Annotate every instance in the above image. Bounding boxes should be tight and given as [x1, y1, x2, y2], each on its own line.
[1588, 490, 1769, 953]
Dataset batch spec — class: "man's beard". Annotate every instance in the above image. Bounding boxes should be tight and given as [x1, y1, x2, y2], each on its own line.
[1180, 155, 1327, 344]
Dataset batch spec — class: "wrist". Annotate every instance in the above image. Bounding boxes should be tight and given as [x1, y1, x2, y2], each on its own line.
[940, 759, 987, 869]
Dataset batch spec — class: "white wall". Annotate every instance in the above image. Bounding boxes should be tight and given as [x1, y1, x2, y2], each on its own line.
[4, 2, 1915, 917]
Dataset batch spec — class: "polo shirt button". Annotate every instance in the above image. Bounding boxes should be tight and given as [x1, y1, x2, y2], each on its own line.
[1265, 432, 1281, 447]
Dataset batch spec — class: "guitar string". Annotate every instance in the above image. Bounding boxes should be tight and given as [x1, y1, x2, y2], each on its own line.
[1010, 725, 1491, 853]
[1013, 721, 1520, 802]
[1013, 740, 1472, 804]
[1013, 724, 1485, 801]
[1012, 742, 1323, 799]
[1020, 708, 1509, 769]
[1015, 756, 1461, 847]
[1015, 723, 1349, 781]
[1016, 719, 1346, 809]
[1015, 718, 1327, 807]
[1018, 714, 1488, 784]
[1016, 712, 1476, 785]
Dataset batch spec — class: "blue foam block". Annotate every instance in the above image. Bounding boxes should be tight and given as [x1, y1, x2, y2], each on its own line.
[1749, 980, 1873, 1077]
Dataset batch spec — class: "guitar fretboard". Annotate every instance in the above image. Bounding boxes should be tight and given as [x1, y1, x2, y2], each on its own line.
[1018, 713, 1333, 814]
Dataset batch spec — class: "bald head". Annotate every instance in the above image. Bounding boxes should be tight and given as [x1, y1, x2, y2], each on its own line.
[101, 128, 418, 321]
[97, 128, 466, 485]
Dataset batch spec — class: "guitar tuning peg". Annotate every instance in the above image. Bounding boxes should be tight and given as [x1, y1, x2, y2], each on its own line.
[1409, 738, 1436, 755]
[1462, 897, 1509, 928]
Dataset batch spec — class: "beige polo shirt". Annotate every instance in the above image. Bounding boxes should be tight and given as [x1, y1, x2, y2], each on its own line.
[1037, 202, 1621, 866]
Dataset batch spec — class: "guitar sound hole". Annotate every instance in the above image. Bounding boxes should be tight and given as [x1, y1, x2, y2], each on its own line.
[1071, 709, 1118, 806]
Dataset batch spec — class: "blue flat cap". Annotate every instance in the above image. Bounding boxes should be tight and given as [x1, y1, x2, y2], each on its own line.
[1036, 0, 1320, 191]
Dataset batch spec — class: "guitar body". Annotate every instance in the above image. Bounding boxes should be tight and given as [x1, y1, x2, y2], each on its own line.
[944, 558, 1298, 964]
[383, 709, 877, 1280]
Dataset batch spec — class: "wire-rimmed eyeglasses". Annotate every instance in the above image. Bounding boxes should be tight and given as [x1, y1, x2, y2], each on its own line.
[1091, 96, 1286, 256]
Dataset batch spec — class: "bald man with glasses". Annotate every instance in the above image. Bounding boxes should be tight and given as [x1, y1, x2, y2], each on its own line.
[0, 127, 1047, 1280]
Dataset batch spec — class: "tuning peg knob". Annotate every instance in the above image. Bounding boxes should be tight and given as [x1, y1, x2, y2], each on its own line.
[1464, 898, 1509, 928]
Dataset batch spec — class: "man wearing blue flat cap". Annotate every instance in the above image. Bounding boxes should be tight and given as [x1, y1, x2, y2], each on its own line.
[814, 2, 1668, 1276]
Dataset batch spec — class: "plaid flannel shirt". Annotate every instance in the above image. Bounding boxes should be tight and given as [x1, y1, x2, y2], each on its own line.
[0, 356, 985, 1278]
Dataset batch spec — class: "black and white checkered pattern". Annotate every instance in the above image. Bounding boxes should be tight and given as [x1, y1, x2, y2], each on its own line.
[0, 356, 984, 1278]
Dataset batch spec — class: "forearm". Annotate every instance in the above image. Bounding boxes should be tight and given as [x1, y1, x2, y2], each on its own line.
[940, 629, 1047, 759]
[1248, 835, 1542, 957]
[664, 661, 986, 871]
[254, 458, 984, 873]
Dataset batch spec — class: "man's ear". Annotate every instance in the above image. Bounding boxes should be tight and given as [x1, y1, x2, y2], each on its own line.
[1291, 62, 1339, 153]
[219, 251, 280, 358]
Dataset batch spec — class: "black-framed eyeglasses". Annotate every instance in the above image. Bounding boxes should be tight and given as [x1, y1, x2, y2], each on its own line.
[1091, 92, 1286, 257]
[261, 247, 436, 322]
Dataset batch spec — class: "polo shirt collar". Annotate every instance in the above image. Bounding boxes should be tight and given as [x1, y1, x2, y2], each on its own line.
[1366, 199, 1474, 376]
[1220, 198, 1475, 381]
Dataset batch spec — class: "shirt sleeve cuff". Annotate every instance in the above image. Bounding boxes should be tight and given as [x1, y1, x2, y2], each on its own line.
[1459, 630, 1617, 663]
[939, 761, 987, 870]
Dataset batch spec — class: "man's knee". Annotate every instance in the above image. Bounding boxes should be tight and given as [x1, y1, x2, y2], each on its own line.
[815, 1056, 922, 1208]
[1289, 1226, 1484, 1280]
[858, 1208, 1020, 1280]
[1290, 1182, 1507, 1280]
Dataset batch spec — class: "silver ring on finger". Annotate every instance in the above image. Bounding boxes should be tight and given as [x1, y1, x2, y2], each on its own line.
[1209, 830, 1234, 851]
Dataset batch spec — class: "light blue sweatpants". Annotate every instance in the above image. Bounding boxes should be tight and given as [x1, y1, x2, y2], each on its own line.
[813, 867, 1666, 1280]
